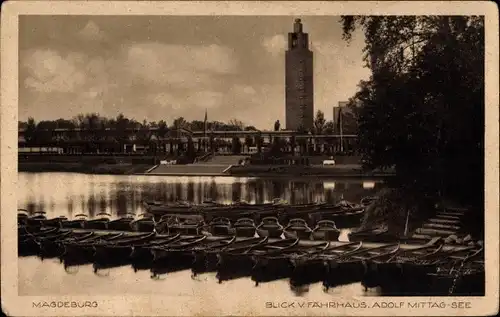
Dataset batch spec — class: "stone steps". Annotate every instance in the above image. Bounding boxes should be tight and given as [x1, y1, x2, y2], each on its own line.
[422, 223, 461, 231]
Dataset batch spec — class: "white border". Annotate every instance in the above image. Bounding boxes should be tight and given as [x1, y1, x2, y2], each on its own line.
[1, 1, 499, 316]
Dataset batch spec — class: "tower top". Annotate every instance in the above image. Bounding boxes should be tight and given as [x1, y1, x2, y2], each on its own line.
[293, 18, 303, 33]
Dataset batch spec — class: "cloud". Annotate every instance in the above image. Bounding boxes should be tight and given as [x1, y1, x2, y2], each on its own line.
[22, 49, 87, 93]
[261, 35, 287, 56]
[79, 21, 106, 41]
[123, 42, 238, 88]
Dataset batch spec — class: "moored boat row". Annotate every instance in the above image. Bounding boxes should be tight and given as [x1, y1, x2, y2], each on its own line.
[17, 225, 483, 295]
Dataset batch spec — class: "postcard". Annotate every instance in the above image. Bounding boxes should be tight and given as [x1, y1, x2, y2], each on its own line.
[1, 1, 498, 316]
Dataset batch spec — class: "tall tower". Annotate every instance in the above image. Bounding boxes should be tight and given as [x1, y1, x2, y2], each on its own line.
[285, 18, 314, 131]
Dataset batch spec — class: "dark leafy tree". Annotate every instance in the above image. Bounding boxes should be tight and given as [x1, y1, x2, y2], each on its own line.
[341, 15, 484, 210]
[313, 110, 326, 134]
[274, 120, 281, 132]
[231, 137, 242, 154]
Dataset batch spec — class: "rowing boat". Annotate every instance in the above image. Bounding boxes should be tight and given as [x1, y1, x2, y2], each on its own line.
[289, 241, 363, 287]
[17, 209, 29, 226]
[256, 217, 284, 238]
[25, 211, 48, 227]
[84, 213, 111, 230]
[310, 220, 340, 241]
[130, 213, 156, 232]
[191, 236, 268, 276]
[216, 238, 299, 283]
[19, 228, 72, 257]
[232, 218, 257, 237]
[361, 239, 445, 291]
[108, 213, 136, 231]
[204, 217, 234, 236]
[149, 235, 210, 276]
[283, 218, 313, 240]
[61, 214, 89, 229]
[167, 216, 206, 235]
[93, 232, 157, 271]
[251, 241, 330, 285]
[39, 231, 96, 259]
[322, 243, 401, 290]
[348, 228, 399, 243]
[60, 232, 125, 268]
[130, 234, 183, 271]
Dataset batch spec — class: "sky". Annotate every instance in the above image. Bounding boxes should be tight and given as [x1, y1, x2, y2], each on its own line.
[19, 15, 370, 130]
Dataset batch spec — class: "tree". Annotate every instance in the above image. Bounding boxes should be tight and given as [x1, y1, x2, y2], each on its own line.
[290, 135, 297, 155]
[244, 135, 254, 152]
[244, 126, 258, 131]
[157, 120, 168, 139]
[228, 119, 245, 131]
[186, 136, 196, 158]
[137, 120, 151, 145]
[341, 15, 484, 209]
[313, 110, 326, 134]
[255, 133, 262, 154]
[274, 120, 281, 131]
[24, 117, 37, 144]
[231, 137, 242, 154]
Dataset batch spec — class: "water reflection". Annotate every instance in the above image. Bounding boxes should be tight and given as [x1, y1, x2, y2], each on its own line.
[18, 173, 383, 220]
[18, 256, 379, 297]
[17, 172, 385, 297]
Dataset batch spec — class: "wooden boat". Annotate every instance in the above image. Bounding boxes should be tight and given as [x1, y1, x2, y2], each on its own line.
[289, 241, 363, 287]
[167, 215, 206, 235]
[130, 234, 182, 271]
[130, 213, 156, 232]
[18, 226, 59, 240]
[18, 228, 71, 256]
[425, 246, 484, 296]
[233, 218, 257, 237]
[251, 241, 330, 285]
[283, 218, 313, 240]
[149, 235, 209, 276]
[309, 208, 365, 228]
[322, 243, 401, 290]
[310, 220, 340, 241]
[17, 209, 30, 226]
[59, 232, 125, 268]
[25, 211, 48, 227]
[361, 238, 445, 290]
[142, 200, 217, 215]
[348, 228, 396, 243]
[107, 213, 136, 231]
[84, 213, 111, 230]
[39, 231, 96, 259]
[41, 216, 68, 228]
[191, 236, 268, 276]
[203, 208, 261, 224]
[256, 217, 284, 238]
[92, 232, 157, 271]
[204, 217, 233, 236]
[156, 236, 237, 271]
[216, 238, 299, 283]
[61, 214, 88, 229]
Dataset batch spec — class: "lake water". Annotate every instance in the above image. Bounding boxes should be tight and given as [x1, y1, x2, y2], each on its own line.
[17, 172, 385, 297]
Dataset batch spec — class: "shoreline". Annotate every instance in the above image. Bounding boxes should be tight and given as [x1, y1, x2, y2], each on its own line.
[18, 162, 395, 178]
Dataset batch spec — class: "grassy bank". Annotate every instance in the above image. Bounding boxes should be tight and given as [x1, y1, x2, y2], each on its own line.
[358, 188, 436, 237]
[18, 162, 153, 175]
[229, 164, 395, 178]
[358, 188, 484, 240]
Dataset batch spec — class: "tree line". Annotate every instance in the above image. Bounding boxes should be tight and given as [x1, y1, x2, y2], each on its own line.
[341, 15, 484, 209]
[19, 109, 359, 145]
[18, 114, 260, 144]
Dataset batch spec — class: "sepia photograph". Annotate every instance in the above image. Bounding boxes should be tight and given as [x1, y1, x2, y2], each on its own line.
[1, 1, 499, 316]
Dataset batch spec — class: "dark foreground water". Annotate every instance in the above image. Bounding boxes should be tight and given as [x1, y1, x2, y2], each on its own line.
[17, 172, 385, 296]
